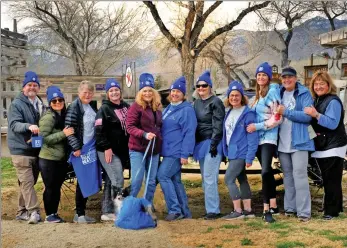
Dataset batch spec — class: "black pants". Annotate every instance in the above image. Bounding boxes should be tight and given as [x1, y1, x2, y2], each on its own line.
[316, 156, 344, 216]
[39, 158, 67, 215]
[256, 144, 277, 204]
[76, 181, 88, 216]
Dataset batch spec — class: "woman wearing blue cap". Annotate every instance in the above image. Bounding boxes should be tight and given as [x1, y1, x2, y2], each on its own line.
[222, 81, 258, 220]
[157, 76, 197, 221]
[39, 86, 74, 223]
[126, 73, 162, 204]
[193, 70, 225, 220]
[95, 79, 130, 221]
[246, 62, 282, 223]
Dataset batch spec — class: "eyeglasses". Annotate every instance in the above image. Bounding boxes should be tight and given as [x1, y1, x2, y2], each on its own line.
[195, 84, 209, 88]
[51, 98, 64, 104]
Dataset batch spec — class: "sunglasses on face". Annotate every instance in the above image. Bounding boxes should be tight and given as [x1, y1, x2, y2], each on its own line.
[195, 84, 209, 88]
[51, 98, 64, 104]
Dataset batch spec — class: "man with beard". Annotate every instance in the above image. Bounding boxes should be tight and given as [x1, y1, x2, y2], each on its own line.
[7, 71, 46, 224]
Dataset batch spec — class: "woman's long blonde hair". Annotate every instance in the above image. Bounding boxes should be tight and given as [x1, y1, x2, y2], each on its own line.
[135, 87, 162, 111]
[309, 71, 337, 99]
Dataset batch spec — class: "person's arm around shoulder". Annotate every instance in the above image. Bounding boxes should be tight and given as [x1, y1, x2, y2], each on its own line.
[282, 91, 313, 123]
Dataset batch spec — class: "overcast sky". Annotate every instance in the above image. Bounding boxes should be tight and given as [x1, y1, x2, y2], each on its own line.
[1, 1, 263, 33]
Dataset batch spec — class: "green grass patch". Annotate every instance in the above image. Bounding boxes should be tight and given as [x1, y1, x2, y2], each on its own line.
[1, 157, 17, 187]
[223, 239, 232, 243]
[268, 222, 290, 230]
[343, 241, 347, 247]
[276, 230, 289, 237]
[317, 230, 335, 236]
[246, 220, 264, 229]
[241, 238, 253, 246]
[301, 227, 314, 232]
[203, 227, 213, 233]
[182, 179, 201, 189]
[196, 245, 205, 248]
[276, 241, 305, 248]
[215, 245, 222, 248]
[220, 224, 239, 229]
[337, 213, 347, 219]
[327, 235, 347, 241]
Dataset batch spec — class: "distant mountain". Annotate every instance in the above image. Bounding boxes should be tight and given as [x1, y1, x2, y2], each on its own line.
[26, 17, 347, 86]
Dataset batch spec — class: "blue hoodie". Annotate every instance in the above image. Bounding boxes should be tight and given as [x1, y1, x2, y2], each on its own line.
[251, 83, 281, 145]
[222, 106, 259, 164]
[161, 101, 197, 159]
[280, 82, 315, 151]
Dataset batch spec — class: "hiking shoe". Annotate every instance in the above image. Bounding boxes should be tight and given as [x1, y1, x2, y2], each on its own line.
[263, 211, 276, 223]
[16, 211, 29, 221]
[322, 215, 334, 221]
[204, 213, 222, 220]
[298, 216, 310, 222]
[54, 213, 65, 223]
[73, 214, 96, 224]
[101, 213, 116, 222]
[28, 211, 41, 224]
[284, 211, 296, 217]
[243, 210, 255, 218]
[270, 207, 280, 216]
[45, 214, 63, 223]
[222, 211, 244, 220]
[165, 213, 184, 221]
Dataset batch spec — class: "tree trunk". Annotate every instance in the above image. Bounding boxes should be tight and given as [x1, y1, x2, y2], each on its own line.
[181, 54, 196, 101]
[281, 46, 289, 68]
[328, 17, 336, 31]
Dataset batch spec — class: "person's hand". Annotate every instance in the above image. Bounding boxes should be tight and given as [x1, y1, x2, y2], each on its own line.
[246, 163, 252, 168]
[209, 145, 217, 158]
[29, 125, 39, 134]
[304, 106, 318, 117]
[277, 105, 285, 115]
[105, 148, 113, 164]
[181, 158, 188, 165]
[63, 127, 74, 137]
[246, 123, 256, 133]
[73, 150, 81, 157]
[146, 132, 156, 140]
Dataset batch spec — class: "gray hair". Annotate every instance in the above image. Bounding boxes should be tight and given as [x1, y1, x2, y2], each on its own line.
[78, 80, 95, 92]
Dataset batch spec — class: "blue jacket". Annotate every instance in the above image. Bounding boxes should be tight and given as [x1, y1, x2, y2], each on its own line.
[280, 82, 315, 151]
[251, 83, 281, 145]
[161, 101, 197, 159]
[222, 106, 259, 164]
[115, 196, 156, 230]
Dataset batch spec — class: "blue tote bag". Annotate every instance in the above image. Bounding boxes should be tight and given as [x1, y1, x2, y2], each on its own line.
[68, 139, 102, 198]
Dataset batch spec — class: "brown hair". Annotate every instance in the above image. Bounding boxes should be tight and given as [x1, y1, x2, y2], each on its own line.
[224, 93, 249, 108]
[251, 78, 270, 107]
[135, 87, 162, 111]
[309, 71, 337, 99]
[106, 88, 123, 101]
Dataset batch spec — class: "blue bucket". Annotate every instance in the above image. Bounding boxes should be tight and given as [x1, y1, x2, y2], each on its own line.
[31, 135, 43, 148]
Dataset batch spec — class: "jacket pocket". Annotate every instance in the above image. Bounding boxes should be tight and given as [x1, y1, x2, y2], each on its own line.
[227, 144, 238, 159]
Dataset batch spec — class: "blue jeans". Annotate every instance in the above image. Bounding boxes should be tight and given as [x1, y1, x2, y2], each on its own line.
[129, 150, 159, 203]
[199, 152, 222, 214]
[157, 157, 192, 218]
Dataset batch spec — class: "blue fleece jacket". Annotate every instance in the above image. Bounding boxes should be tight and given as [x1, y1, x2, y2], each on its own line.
[251, 83, 281, 145]
[222, 106, 259, 164]
[280, 82, 315, 151]
[161, 101, 197, 159]
[115, 196, 156, 230]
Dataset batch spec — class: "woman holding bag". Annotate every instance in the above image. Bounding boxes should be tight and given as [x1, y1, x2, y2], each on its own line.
[65, 81, 98, 224]
[39, 86, 74, 223]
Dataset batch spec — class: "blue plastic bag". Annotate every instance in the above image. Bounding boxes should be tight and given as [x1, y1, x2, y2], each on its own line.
[68, 139, 102, 198]
[31, 135, 43, 148]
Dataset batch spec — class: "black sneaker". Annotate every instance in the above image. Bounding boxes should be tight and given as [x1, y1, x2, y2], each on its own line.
[322, 215, 334, 221]
[270, 207, 280, 216]
[243, 210, 255, 218]
[263, 211, 276, 223]
[204, 213, 221, 220]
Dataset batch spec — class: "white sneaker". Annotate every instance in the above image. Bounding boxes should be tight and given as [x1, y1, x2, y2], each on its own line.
[28, 211, 41, 224]
[101, 213, 116, 221]
[73, 214, 96, 224]
[16, 211, 29, 221]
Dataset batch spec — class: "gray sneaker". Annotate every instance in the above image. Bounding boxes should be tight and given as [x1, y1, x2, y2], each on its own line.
[16, 211, 29, 221]
[28, 211, 41, 224]
[73, 214, 96, 224]
[222, 211, 245, 220]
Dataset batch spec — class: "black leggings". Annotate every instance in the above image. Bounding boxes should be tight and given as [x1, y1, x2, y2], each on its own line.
[39, 158, 67, 215]
[316, 156, 344, 216]
[256, 144, 277, 204]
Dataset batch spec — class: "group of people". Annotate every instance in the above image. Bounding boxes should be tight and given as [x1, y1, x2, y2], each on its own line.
[7, 61, 346, 225]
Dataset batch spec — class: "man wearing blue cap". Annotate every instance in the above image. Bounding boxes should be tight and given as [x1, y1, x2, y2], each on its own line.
[7, 71, 46, 224]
